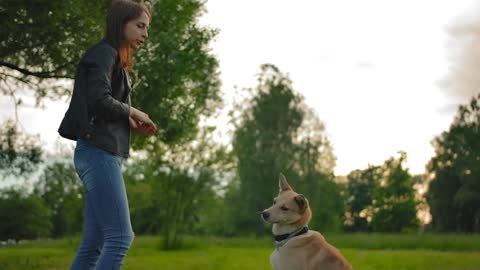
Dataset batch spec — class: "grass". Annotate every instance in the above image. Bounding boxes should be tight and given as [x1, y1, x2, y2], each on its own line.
[1, 234, 480, 270]
[325, 233, 480, 251]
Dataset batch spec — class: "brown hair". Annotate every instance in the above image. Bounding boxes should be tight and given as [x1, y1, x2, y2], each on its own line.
[104, 0, 151, 71]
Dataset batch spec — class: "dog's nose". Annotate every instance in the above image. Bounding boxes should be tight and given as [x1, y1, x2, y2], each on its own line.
[262, 211, 270, 219]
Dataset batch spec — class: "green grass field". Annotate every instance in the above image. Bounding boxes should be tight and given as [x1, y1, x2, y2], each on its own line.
[1, 234, 480, 270]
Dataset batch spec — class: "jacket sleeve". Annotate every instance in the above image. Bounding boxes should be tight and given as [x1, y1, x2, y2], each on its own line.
[83, 45, 130, 122]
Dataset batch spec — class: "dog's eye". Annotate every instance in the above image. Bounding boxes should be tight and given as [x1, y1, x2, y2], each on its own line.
[280, 206, 289, 211]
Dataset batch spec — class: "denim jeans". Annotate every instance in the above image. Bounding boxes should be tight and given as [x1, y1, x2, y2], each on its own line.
[71, 139, 134, 270]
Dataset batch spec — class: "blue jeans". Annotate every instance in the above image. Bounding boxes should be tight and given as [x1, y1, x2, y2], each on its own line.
[71, 139, 134, 270]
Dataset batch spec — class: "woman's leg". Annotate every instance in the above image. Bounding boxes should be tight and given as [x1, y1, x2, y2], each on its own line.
[70, 191, 103, 270]
[94, 155, 134, 269]
[71, 142, 134, 270]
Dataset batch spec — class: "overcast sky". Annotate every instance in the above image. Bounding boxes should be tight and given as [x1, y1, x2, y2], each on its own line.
[1, 0, 479, 176]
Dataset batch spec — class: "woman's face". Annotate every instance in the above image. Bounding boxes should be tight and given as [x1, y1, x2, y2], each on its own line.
[124, 11, 150, 49]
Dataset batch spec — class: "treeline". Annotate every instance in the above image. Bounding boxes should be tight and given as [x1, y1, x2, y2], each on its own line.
[1, 0, 479, 248]
[1, 71, 479, 247]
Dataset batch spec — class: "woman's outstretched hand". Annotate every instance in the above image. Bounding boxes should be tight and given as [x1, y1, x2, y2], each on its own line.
[129, 107, 157, 136]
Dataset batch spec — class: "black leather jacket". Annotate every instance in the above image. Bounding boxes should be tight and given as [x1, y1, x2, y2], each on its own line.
[58, 40, 132, 158]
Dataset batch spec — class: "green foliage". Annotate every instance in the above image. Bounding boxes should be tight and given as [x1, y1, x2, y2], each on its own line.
[33, 160, 84, 237]
[125, 127, 231, 249]
[229, 64, 302, 235]
[305, 172, 346, 232]
[345, 166, 380, 231]
[0, 0, 110, 100]
[427, 94, 480, 233]
[1, 0, 221, 147]
[371, 152, 419, 232]
[0, 190, 52, 241]
[345, 152, 419, 232]
[132, 0, 222, 147]
[293, 109, 341, 231]
[0, 119, 42, 178]
[228, 64, 342, 235]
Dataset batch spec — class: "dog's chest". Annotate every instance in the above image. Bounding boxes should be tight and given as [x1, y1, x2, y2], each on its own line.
[270, 249, 285, 270]
[271, 247, 304, 270]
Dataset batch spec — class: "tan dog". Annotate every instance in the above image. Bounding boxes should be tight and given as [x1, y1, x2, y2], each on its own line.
[261, 174, 352, 270]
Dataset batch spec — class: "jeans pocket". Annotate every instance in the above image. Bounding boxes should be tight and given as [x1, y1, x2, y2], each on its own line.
[74, 143, 103, 192]
[74, 145, 121, 193]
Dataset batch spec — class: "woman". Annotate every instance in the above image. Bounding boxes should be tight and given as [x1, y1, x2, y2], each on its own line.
[58, 1, 156, 269]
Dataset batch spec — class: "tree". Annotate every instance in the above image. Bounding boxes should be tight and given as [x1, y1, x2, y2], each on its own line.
[294, 112, 342, 231]
[345, 166, 380, 232]
[229, 64, 340, 235]
[0, 0, 110, 101]
[0, 119, 42, 178]
[2, 0, 221, 148]
[124, 126, 231, 249]
[131, 0, 222, 148]
[0, 189, 52, 241]
[345, 153, 419, 233]
[229, 64, 303, 235]
[370, 152, 419, 232]
[427, 94, 480, 232]
[34, 160, 84, 237]
[302, 171, 345, 232]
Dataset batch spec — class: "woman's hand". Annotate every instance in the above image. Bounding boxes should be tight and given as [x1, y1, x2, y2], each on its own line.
[129, 107, 157, 136]
[129, 117, 156, 135]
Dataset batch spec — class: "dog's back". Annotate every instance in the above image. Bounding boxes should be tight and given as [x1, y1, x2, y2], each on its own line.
[271, 230, 352, 270]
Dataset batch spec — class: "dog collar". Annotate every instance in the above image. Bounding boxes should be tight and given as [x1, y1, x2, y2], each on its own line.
[273, 226, 309, 248]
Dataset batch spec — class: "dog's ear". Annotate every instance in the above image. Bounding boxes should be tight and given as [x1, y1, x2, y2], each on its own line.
[294, 194, 308, 212]
[279, 173, 292, 192]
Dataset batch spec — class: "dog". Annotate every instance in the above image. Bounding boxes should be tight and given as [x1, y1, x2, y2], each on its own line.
[261, 174, 352, 270]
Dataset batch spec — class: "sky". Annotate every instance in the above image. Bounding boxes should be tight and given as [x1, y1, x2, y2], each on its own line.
[1, 0, 479, 176]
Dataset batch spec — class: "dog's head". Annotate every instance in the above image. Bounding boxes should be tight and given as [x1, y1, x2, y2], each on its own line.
[261, 174, 311, 227]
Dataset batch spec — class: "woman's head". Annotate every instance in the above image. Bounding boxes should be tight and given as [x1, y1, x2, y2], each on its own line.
[105, 0, 152, 70]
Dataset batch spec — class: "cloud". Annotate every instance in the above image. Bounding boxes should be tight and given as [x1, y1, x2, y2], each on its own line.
[440, 5, 480, 111]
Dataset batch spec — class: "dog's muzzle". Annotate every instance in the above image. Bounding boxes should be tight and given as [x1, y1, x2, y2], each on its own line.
[261, 211, 270, 222]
